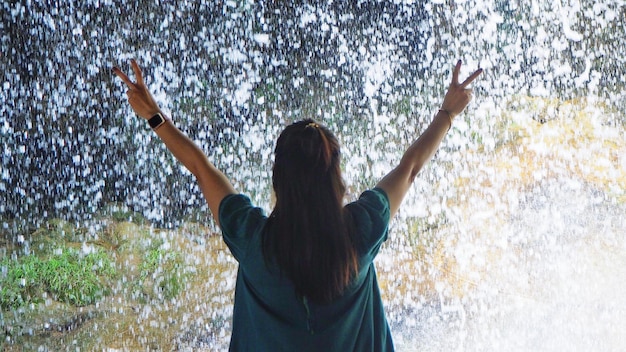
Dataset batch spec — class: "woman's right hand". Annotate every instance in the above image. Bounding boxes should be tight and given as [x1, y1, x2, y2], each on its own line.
[112, 59, 162, 120]
[440, 60, 483, 118]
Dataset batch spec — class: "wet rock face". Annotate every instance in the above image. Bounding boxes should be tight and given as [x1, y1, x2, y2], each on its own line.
[1, 1, 625, 230]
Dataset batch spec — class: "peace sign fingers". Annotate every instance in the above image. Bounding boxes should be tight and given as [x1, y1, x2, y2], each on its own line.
[112, 65, 136, 89]
[451, 60, 483, 88]
[440, 60, 483, 118]
[113, 59, 146, 89]
[451, 60, 462, 87]
[130, 59, 146, 87]
[112, 59, 161, 120]
[460, 67, 483, 89]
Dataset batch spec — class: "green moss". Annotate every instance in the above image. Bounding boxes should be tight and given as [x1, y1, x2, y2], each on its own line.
[42, 249, 115, 306]
[134, 240, 189, 301]
[0, 255, 43, 310]
[0, 248, 115, 310]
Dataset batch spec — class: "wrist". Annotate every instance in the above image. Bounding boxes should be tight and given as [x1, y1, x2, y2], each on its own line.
[437, 109, 453, 131]
[148, 112, 169, 131]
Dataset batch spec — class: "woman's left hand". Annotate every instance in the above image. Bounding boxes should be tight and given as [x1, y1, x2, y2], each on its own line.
[440, 60, 483, 118]
[113, 59, 162, 120]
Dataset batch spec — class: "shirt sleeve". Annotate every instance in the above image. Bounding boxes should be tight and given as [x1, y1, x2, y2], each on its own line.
[218, 193, 268, 262]
[346, 187, 391, 259]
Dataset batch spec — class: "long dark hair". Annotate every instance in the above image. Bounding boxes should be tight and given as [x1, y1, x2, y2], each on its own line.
[263, 119, 357, 304]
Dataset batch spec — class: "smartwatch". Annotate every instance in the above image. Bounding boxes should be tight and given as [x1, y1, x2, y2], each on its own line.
[148, 112, 166, 129]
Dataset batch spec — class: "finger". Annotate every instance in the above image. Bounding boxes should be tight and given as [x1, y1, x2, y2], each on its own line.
[451, 60, 461, 85]
[460, 68, 483, 88]
[112, 67, 136, 89]
[131, 59, 145, 87]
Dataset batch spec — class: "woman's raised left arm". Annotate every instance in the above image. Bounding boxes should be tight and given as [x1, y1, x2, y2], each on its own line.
[376, 60, 482, 219]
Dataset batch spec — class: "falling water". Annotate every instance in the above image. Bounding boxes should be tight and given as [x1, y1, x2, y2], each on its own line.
[1, 1, 625, 350]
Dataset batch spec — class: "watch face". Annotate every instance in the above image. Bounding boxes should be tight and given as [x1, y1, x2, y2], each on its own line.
[149, 113, 165, 128]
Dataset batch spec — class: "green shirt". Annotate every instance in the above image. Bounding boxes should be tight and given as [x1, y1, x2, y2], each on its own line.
[219, 188, 394, 352]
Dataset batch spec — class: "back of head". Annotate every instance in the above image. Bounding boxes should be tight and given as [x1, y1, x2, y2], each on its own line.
[264, 119, 357, 304]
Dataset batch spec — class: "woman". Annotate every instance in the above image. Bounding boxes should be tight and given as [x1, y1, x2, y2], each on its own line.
[113, 59, 481, 351]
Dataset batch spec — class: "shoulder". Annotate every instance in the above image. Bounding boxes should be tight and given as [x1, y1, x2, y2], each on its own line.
[347, 188, 390, 222]
[356, 188, 390, 209]
[346, 188, 391, 256]
[219, 194, 268, 260]
[219, 194, 267, 233]
[219, 193, 253, 214]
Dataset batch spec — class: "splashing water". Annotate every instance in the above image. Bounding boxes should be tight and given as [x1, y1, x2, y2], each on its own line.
[1, 1, 625, 350]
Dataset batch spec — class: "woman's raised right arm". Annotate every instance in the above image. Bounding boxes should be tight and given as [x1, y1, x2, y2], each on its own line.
[376, 60, 482, 218]
[113, 59, 236, 226]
